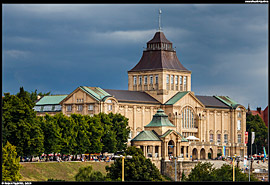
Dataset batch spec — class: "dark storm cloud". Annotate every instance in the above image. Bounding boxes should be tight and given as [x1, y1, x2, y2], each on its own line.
[2, 4, 268, 110]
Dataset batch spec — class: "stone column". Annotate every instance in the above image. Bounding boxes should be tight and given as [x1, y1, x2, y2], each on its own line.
[214, 111, 217, 142]
[165, 141, 168, 160]
[83, 104, 87, 115]
[133, 106, 137, 137]
[142, 106, 145, 128]
[144, 145, 147, 157]
[183, 146, 186, 160]
[234, 110, 238, 144]
[152, 145, 154, 160]
[221, 111, 224, 144]
[173, 143, 176, 157]
[158, 145, 161, 159]
[206, 110, 209, 142]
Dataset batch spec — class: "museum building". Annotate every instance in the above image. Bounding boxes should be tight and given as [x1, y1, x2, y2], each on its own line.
[34, 30, 247, 161]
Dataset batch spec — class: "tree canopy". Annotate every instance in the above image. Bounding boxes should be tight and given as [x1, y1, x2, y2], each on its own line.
[2, 88, 44, 157]
[74, 165, 106, 181]
[246, 113, 268, 155]
[183, 162, 258, 182]
[2, 141, 22, 181]
[2, 87, 131, 158]
[105, 146, 163, 181]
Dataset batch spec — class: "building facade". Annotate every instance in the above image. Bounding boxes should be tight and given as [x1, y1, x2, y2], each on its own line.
[34, 30, 247, 161]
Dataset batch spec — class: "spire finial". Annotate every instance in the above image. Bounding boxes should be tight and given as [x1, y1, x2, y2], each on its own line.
[158, 9, 162, 31]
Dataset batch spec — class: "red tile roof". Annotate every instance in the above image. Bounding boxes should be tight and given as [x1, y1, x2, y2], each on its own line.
[250, 106, 268, 127]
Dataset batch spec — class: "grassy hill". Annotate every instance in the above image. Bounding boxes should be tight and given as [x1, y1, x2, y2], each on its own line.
[20, 161, 113, 181]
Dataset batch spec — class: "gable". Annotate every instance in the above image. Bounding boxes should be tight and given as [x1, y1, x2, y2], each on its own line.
[160, 129, 188, 142]
[166, 91, 204, 108]
[60, 87, 99, 104]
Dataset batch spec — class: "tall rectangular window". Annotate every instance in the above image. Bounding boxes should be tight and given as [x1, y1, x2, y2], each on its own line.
[77, 105, 83, 111]
[171, 75, 174, 84]
[184, 76, 187, 85]
[166, 74, 169, 84]
[210, 134, 213, 142]
[133, 76, 137, 85]
[237, 120, 241, 130]
[217, 134, 221, 143]
[150, 75, 153, 84]
[108, 104, 112, 111]
[155, 75, 158, 84]
[224, 134, 228, 143]
[175, 75, 178, 84]
[144, 76, 148, 84]
[67, 105, 72, 112]
[139, 76, 142, 85]
[180, 76, 182, 85]
[238, 134, 241, 143]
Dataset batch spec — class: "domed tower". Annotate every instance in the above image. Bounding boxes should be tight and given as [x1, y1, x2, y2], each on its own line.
[128, 30, 191, 104]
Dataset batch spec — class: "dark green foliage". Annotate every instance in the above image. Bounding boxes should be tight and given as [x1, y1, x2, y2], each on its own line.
[183, 162, 258, 182]
[2, 89, 44, 156]
[246, 113, 268, 155]
[185, 162, 216, 181]
[2, 87, 130, 159]
[213, 164, 258, 182]
[38, 114, 63, 155]
[105, 146, 163, 181]
[74, 165, 106, 181]
[107, 113, 130, 152]
[2, 141, 22, 181]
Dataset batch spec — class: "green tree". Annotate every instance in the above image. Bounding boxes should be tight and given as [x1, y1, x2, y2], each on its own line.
[108, 113, 130, 152]
[74, 165, 106, 181]
[183, 162, 259, 182]
[87, 115, 104, 153]
[2, 141, 22, 181]
[213, 164, 258, 181]
[56, 113, 78, 155]
[71, 114, 92, 155]
[38, 114, 63, 157]
[97, 113, 117, 154]
[106, 146, 163, 181]
[246, 113, 268, 155]
[185, 162, 216, 181]
[2, 91, 44, 157]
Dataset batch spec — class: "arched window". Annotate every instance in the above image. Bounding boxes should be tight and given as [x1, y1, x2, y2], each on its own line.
[181, 107, 195, 129]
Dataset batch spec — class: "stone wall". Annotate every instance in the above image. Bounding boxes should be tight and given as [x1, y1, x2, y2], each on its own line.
[161, 160, 197, 181]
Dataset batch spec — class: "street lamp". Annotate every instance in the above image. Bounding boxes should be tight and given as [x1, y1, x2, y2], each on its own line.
[232, 154, 236, 182]
[114, 155, 132, 181]
[173, 156, 181, 181]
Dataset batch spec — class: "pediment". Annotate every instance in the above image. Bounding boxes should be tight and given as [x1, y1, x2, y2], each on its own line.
[169, 91, 205, 108]
[60, 87, 99, 105]
[161, 129, 188, 142]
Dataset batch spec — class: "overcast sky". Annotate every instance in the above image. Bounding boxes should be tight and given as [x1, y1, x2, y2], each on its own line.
[2, 4, 268, 110]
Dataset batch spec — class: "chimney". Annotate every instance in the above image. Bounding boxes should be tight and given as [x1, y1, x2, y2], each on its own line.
[257, 107, 261, 114]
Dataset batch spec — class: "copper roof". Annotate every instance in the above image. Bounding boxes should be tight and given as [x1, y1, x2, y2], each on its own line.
[129, 31, 190, 72]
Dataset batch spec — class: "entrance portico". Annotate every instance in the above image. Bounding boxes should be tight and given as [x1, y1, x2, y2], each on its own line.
[131, 109, 189, 161]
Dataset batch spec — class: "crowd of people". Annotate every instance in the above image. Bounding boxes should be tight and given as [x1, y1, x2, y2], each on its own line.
[21, 153, 114, 163]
